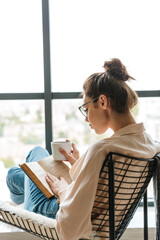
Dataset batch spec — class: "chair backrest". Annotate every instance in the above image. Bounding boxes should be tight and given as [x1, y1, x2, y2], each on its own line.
[91, 152, 156, 240]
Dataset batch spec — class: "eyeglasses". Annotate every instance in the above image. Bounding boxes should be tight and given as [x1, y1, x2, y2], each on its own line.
[78, 97, 99, 117]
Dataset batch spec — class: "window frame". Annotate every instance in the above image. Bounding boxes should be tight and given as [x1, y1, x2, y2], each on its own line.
[0, 0, 159, 155]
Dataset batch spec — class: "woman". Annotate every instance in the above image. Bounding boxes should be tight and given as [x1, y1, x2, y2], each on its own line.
[7, 58, 160, 240]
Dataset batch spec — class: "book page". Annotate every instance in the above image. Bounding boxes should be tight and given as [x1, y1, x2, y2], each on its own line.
[20, 155, 72, 198]
[38, 155, 72, 184]
[21, 162, 54, 198]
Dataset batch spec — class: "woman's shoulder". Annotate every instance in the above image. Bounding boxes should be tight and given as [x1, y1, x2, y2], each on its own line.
[89, 138, 109, 148]
[87, 137, 113, 157]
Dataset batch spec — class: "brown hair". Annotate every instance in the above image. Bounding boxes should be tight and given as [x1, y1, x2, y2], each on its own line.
[83, 58, 138, 113]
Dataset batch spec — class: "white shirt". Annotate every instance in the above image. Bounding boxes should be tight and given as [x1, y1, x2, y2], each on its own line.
[56, 123, 160, 240]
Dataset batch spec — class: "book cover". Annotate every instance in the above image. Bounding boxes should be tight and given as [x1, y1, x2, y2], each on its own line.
[20, 155, 72, 199]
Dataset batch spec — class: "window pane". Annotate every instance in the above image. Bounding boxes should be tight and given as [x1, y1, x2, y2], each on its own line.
[50, 0, 160, 92]
[135, 97, 160, 142]
[0, 0, 44, 93]
[0, 100, 45, 201]
[0, 100, 45, 165]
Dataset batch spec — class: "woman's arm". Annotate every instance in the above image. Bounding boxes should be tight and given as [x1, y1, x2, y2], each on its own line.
[55, 143, 106, 240]
[45, 141, 80, 202]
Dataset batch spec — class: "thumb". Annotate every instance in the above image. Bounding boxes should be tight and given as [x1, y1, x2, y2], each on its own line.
[59, 147, 73, 161]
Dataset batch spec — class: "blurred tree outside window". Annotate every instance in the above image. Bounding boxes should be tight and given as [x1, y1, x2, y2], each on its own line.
[0, 101, 45, 168]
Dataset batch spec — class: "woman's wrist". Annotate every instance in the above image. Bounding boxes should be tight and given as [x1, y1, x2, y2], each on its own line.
[58, 189, 66, 203]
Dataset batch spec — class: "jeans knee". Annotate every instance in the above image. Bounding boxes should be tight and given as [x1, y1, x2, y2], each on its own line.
[33, 146, 44, 152]
[35, 146, 48, 154]
[6, 167, 18, 185]
[6, 167, 24, 204]
[26, 146, 49, 163]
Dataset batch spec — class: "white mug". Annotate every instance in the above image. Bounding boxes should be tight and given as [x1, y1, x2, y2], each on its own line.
[51, 141, 72, 161]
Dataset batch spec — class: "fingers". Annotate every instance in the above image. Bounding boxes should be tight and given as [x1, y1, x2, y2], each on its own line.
[46, 173, 64, 182]
[45, 175, 53, 191]
[65, 139, 74, 153]
[59, 147, 76, 165]
[45, 173, 58, 195]
[67, 141, 77, 151]
[65, 139, 76, 151]
[65, 139, 78, 153]
[45, 175, 52, 185]
[59, 147, 72, 160]
[72, 142, 77, 151]
[59, 139, 79, 165]
[46, 173, 58, 182]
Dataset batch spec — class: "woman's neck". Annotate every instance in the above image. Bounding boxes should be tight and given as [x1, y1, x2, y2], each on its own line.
[109, 110, 136, 133]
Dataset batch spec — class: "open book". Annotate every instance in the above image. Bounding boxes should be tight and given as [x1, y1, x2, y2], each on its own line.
[20, 156, 72, 199]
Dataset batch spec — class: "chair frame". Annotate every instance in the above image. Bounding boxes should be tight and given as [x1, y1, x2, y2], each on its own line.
[107, 152, 156, 240]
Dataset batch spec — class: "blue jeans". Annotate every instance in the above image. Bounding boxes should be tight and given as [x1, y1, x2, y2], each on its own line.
[6, 146, 59, 219]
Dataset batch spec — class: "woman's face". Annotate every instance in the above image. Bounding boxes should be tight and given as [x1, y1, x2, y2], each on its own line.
[83, 95, 111, 134]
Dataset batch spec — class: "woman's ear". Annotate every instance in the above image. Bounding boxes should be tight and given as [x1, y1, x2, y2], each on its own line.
[99, 95, 109, 109]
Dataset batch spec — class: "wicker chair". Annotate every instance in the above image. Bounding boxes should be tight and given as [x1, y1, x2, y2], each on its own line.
[0, 152, 159, 240]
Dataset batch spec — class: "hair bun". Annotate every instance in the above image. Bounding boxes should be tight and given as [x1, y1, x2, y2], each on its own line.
[103, 58, 134, 81]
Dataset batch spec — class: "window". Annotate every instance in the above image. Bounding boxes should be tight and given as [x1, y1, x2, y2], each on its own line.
[0, 0, 44, 93]
[0, 100, 45, 166]
[137, 97, 160, 141]
[0, 0, 159, 232]
[0, 0, 45, 202]
[50, 0, 160, 92]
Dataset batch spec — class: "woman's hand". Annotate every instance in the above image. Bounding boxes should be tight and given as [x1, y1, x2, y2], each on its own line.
[45, 173, 68, 202]
[59, 140, 80, 165]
